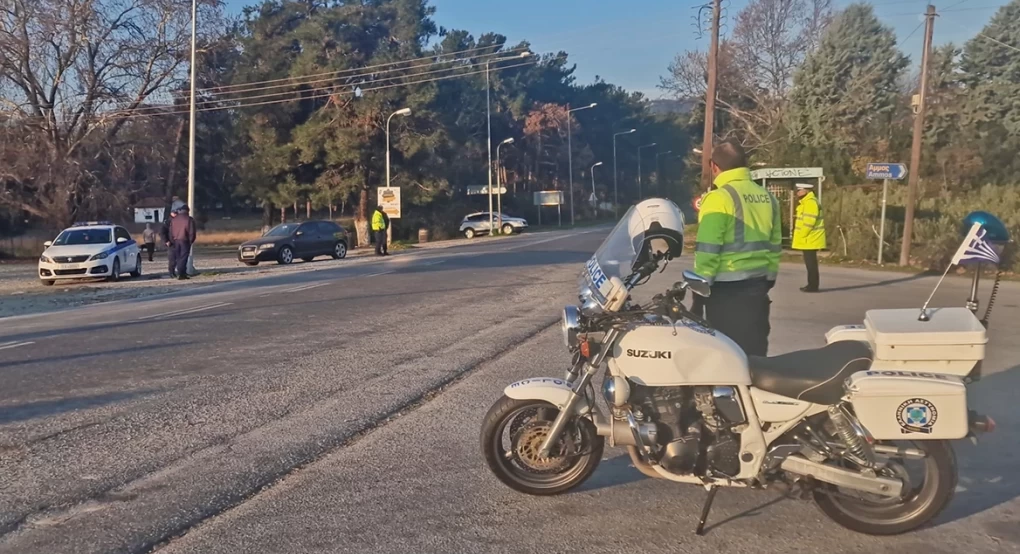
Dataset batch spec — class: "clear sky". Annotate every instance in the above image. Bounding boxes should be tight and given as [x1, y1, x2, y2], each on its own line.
[222, 0, 1011, 98]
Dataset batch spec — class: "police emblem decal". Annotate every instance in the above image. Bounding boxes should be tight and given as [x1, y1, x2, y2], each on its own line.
[896, 398, 938, 434]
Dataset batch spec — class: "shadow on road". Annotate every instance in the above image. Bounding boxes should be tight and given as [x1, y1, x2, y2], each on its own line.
[703, 493, 786, 535]
[391, 249, 591, 276]
[817, 271, 934, 293]
[0, 342, 193, 370]
[0, 389, 159, 424]
[575, 455, 648, 493]
[935, 362, 1020, 529]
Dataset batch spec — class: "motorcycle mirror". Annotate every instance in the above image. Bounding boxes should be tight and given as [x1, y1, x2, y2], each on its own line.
[682, 270, 711, 298]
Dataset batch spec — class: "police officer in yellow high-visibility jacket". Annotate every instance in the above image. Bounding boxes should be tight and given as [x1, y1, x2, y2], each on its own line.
[372, 206, 390, 256]
[694, 140, 782, 356]
[793, 183, 826, 292]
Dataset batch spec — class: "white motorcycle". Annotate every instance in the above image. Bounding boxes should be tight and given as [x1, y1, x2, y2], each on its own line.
[480, 198, 998, 535]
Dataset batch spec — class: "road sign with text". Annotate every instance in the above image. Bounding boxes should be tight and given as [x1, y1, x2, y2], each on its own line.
[376, 187, 401, 218]
[866, 163, 907, 180]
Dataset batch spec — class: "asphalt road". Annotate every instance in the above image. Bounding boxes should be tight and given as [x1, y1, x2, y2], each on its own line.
[1, 228, 1018, 553]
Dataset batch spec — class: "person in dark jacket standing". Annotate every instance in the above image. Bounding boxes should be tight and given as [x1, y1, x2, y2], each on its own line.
[169, 205, 197, 280]
[163, 210, 177, 278]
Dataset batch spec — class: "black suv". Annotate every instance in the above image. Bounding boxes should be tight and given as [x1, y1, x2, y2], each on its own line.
[238, 220, 349, 265]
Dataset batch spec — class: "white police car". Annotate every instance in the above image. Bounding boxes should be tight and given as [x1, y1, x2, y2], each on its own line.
[38, 222, 142, 286]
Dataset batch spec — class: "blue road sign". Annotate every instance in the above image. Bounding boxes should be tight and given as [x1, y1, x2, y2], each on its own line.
[866, 163, 908, 180]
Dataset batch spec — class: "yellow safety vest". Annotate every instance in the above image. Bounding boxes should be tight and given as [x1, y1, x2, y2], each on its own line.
[793, 192, 826, 250]
[694, 167, 782, 285]
[371, 210, 387, 231]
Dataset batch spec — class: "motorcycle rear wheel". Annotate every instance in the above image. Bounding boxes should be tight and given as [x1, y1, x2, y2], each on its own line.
[480, 396, 603, 496]
[813, 439, 957, 535]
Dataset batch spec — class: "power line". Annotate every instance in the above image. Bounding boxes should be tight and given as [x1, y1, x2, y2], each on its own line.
[188, 44, 525, 96]
[892, 4, 1000, 15]
[193, 59, 538, 116]
[4, 58, 537, 124]
[942, 0, 971, 10]
[4, 52, 537, 123]
[978, 32, 1020, 53]
[903, 20, 927, 42]
[1, 45, 525, 119]
[179, 56, 528, 111]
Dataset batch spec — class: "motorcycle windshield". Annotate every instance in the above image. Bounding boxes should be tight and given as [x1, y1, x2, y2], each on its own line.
[579, 206, 645, 308]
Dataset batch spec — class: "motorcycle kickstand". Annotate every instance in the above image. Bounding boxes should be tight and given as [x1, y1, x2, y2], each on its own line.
[694, 486, 718, 536]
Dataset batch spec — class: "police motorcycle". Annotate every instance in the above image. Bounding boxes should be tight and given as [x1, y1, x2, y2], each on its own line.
[480, 198, 999, 536]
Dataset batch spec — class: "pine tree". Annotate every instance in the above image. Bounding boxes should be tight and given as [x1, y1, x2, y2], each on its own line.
[958, 0, 1020, 183]
[785, 3, 908, 177]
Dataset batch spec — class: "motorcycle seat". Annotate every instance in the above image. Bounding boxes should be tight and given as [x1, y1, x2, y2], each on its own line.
[747, 341, 873, 405]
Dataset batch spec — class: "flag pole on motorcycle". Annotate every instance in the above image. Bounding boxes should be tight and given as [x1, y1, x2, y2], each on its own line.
[917, 211, 1010, 324]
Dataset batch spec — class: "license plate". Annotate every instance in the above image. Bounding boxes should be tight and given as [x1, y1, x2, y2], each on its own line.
[56, 263, 82, 270]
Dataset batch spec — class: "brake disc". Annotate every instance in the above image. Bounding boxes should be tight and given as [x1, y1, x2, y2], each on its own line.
[511, 421, 574, 474]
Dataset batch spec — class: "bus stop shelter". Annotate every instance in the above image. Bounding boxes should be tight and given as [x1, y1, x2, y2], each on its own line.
[751, 167, 825, 242]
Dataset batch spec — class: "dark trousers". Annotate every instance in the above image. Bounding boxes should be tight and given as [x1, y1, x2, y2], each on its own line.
[802, 249, 820, 290]
[167, 243, 176, 276]
[173, 241, 191, 277]
[374, 230, 388, 255]
[703, 278, 772, 356]
[143, 242, 155, 261]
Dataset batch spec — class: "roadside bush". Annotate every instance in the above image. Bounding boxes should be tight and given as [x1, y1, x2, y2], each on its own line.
[823, 184, 1020, 272]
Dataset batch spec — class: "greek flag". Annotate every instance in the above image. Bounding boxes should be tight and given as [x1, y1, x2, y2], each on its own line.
[951, 223, 1000, 266]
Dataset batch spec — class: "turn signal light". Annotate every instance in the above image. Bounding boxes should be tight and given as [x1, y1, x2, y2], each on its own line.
[579, 339, 591, 359]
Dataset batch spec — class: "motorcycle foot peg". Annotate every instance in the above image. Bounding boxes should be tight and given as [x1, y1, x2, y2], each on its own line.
[694, 487, 718, 536]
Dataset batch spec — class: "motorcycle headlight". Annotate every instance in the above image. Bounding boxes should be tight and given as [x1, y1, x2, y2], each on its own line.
[89, 251, 109, 261]
[258, 243, 275, 250]
[561, 305, 581, 349]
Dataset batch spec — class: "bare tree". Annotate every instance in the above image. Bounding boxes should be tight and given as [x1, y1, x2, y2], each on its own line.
[659, 0, 832, 156]
[0, 0, 222, 226]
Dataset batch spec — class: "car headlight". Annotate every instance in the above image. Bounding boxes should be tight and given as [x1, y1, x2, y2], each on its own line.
[258, 243, 275, 250]
[561, 305, 581, 349]
[89, 252, 109, 261]
[40, 255, 52, 263]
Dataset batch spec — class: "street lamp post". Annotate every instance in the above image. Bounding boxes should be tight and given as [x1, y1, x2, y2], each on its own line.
[385, 107, 411, 247]
[612, 129, 636, 218]
[496, 137, 514, 232]
[591, 161, 603, 217]
[566, 103, 597, 226]
[654, 150, 673, 195]
[637, 143, 657, 200]
[386, 108, 412, 189]
[487, 51, 532, 234]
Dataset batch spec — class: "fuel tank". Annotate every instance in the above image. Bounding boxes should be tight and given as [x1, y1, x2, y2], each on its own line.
[609, 320, 750, 386]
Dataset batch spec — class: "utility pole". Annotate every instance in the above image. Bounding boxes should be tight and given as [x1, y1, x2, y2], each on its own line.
[185, 0, 198, 276]
[699, 0, 722, 190]
[899, 4, 937, 267]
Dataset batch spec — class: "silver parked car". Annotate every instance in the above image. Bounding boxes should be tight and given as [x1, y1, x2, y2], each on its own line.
[459, 212, 529, 239]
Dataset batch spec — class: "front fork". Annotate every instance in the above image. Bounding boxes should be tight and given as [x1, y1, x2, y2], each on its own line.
[538, 327, 621, 457]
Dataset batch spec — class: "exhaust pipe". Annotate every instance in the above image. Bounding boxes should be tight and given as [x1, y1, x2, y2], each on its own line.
[969, 410, 995, 434]
[781, 456, 903, 498]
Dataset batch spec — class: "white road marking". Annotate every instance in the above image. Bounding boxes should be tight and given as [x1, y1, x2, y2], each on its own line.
[363, 271, 394, 278]
[0, 341, 34, 351]
[282, 282, 331, 293]
[418, 260, 444, 266]
[136, 302, 233, 321]
[506, 229, 599, 251]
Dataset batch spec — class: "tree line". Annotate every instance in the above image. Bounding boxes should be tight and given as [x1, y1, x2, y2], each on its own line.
[0, 0, 689, 244]
[661, 0, 1020, 192]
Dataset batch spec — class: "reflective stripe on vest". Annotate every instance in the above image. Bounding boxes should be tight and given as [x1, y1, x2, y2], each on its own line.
[694, 185, 782, 255]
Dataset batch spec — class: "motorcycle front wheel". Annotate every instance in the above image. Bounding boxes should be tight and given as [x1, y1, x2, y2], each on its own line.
[480, 396, 604, 496]
[813, 439, 957, 535]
